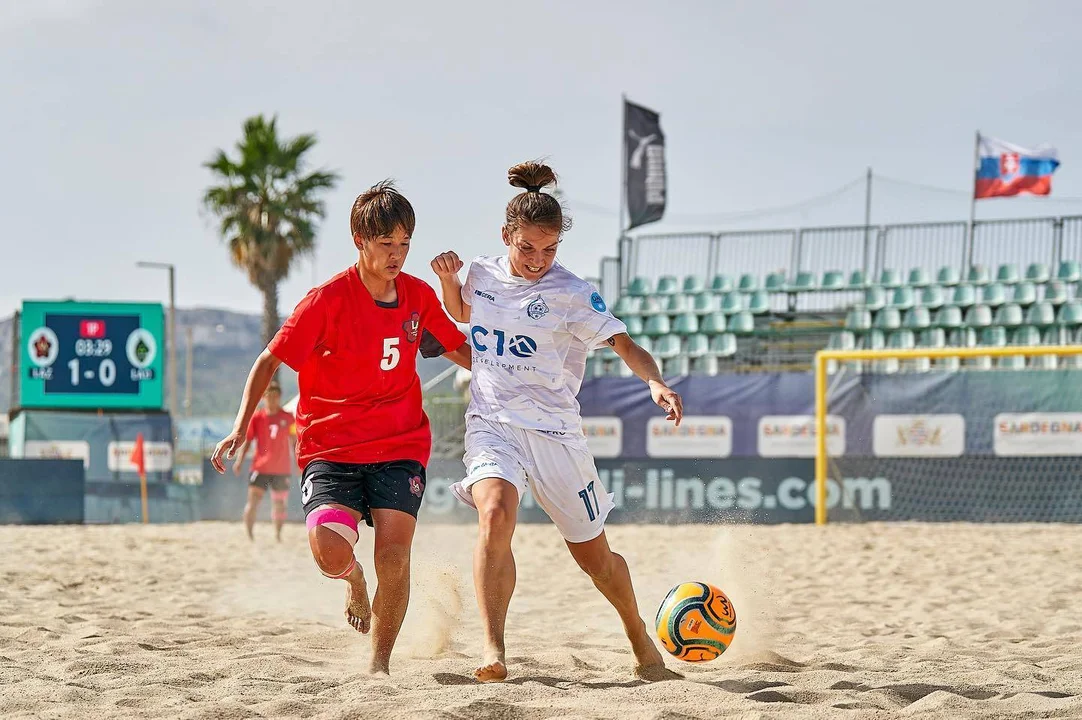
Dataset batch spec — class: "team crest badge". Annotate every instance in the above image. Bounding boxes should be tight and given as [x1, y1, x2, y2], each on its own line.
[408, 475, 424, 498]
[526, 296, 549, 320]
[590, 291, 607, 313]
[402, 311, 420, 342]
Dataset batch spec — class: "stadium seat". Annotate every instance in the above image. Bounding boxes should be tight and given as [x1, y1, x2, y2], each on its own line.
[996, 264, 1021, 285]
[728, 312, 755, 335]
[720, 292, 745, 315]
[889, 287, 916, 310]
[1043, 327, 1066, 345]
[686, 334, 717, 375]
[699, 312, 727, 335]
[631, 335, 653, 353]
[672, 313, 699, 335]
[821, 270, 845, 290]
[862, 286, 887, 311]
[994, 303, 1023, 328]
[709, 274, 734, 292]
[979, 326, 1007, 346]
[1045, 281, 1069, 305]
[613, 295, 642, 317]
[584, 355, 604, 379]
[863, 329, 886, 350]
[1058, 301, 1082, 327]
[845, 308, 873, 331]
[707, 333, 737, 357]
[691, 293, 720, 316]
[643, 314, 671, 336]
[747, 291, 770, 315]
[874, 307, 902, 331]
[685, 333, 709, 358]
[936, 266, 962, 286]
[665, 294, 690, 314]
[764, 272, 787, 291]
[624, 316, 644, 335]
[789, 272, 817, 291]
[655, 276, 680, 295]
[935, 306, 964, 329]
[1025, 302, 1056, 327]
[965, 305, 993, 328]
[682, 275, 706, 294]
[948, 327, 976, 348]
[921, 285, 945, 309]
[1012, 283, 1037, 307]
[907, 267, 932, 288]
[878, 268, 903, 288]
[918, 328, 946, 348]
[996, 354, 1027, 370]
[737, 274, 758, 292]
[1056, 260, 1081, 283]
[966, 265, 992, 286]
[888, 330, 915, 348]
[653, 334, 683, 360]
[626, 276, 652, 296]
[948, 285, 976, 308]
[1012, 326, 1042, 346]
[1025, 262, 1051, 284]
[639, 296, 665, 316]
[847, 270, 868, 289]
[979, 283, 1007, 308]
[903, 307, 931, 330]
[827, 330, 857, 350]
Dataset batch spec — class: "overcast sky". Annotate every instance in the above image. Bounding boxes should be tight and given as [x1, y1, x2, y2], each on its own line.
[3, 0, 1081, 319]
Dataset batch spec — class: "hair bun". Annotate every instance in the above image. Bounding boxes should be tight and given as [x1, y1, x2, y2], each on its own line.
[508, 162, 557, 192]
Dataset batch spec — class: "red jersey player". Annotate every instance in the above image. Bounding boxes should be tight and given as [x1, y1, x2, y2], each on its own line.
[211, 181, 470, 675]
[232, 380, 294, 541]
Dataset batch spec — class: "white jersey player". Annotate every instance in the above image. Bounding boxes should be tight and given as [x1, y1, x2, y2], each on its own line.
[432, 161, 683, 684]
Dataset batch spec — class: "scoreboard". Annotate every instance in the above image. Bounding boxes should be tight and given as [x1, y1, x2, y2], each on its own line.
[20, 301, 165, 410]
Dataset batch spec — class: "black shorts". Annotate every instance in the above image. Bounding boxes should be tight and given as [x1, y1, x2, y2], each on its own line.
[300, 460, 426, 527]
[249, 473, 290, 492]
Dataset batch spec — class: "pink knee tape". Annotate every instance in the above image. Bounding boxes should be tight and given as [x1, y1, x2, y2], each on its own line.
[306, 507, 359, 546]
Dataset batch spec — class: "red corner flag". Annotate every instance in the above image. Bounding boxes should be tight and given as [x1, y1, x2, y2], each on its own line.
[130, 433, 147, 478]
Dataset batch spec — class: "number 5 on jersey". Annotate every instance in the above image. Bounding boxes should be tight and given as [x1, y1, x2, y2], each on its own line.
[380, 337, 400, 370]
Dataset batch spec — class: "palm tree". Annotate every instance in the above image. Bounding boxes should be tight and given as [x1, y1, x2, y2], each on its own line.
[203, 115, 339, 346]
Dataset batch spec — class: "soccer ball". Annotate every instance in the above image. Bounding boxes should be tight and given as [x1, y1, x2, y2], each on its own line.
[654, 581, 737, 662]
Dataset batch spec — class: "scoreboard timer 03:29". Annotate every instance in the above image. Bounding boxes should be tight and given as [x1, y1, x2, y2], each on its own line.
[20, 300, 165, 410]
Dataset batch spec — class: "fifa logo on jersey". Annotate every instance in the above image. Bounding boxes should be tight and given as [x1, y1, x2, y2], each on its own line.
[471, 325, 537, 358]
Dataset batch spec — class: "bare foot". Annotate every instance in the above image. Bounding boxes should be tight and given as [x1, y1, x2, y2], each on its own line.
[630, 621, 680, 681]
[474, 648, 508, 683]
[344, 569, 371, 634]
[245, 523, 254, 541]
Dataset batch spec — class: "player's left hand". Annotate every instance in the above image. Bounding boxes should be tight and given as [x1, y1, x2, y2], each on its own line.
[649, 381, 683, 426]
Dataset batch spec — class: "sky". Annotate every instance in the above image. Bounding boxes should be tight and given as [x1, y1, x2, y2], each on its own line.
[3, 0, 1082, 319]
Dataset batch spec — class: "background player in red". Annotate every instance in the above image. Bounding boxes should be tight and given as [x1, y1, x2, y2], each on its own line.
[211, 181, 470, 675]
[232, 380, 294, 541]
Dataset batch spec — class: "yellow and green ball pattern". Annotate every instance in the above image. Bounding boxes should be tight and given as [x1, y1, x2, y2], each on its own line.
[654, 581, 737, 662]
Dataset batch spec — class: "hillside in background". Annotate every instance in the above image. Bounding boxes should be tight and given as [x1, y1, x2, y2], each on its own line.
[0, 308, 453, 417]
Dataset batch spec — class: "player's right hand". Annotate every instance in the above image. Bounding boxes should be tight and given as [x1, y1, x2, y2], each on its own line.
[211, 430, 244, 474]
[431, 251, 463, 278]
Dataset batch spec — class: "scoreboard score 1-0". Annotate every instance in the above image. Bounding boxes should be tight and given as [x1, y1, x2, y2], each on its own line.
[20, 301, 165, 410]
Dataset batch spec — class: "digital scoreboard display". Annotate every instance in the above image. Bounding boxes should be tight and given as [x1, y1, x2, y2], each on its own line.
[20, 301, 165, 410]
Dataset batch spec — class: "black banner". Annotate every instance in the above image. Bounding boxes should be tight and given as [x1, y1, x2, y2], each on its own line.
[624, 100, 666, 230]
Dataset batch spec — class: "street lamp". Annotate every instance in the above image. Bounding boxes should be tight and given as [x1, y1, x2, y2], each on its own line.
[136, 261, 177, 417]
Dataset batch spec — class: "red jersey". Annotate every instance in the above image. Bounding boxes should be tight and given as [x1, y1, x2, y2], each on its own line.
[268, 267, 467, 470]
[246, 408, 295, 475]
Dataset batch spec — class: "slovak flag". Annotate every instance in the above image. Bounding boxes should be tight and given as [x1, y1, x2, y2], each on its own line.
[975, 135, 1059, 199]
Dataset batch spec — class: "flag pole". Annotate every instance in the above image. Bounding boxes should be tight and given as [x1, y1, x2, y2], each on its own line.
[618, 93, 629, 290]
[966, 130, 980, 271]
[863, 167, 873, 277]
[140, 471, 148, 525]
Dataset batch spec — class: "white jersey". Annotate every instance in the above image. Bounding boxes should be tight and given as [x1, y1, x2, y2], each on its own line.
[462, 255, 626, 436]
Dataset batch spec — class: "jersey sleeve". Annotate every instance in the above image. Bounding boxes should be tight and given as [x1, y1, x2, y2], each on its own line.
[268, 288, 327, 371]
[564, 285, 627, 350]
[419, 282, 468, 358]
[459, 259, 480, 306]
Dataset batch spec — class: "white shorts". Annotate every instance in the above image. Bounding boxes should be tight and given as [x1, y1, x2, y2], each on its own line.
[451, 417, 615, 543]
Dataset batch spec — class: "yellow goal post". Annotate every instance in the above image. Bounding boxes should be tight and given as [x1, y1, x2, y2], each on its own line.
[813, 344, 1082, 525]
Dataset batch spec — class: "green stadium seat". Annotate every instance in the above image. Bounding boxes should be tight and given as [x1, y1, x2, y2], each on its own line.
[845, 309, 872, 331]
[653, 334, 682, 359]
[707, 333, 737, 357]
[584, 356, 604, 379]
[936, 266, 962, 286]
[699, 312, 727, 335]
[764, 272, 787, 291]
[1045, 281, 1069, 305]
[874, 307, 902, 330]
[888, 330, 915, 348]
[665, 294, 690, 314]
[1056, 260, 1081, 283]
[935, 306, 964, 329]
[685, 334, 709, 358]
[889, 287, 916, 310]
[624, 316, 644, 335]
[965, 305, 993, 328]
[789, 272, 817, 291]
[1043, 327, 1066, 345]
[613, 295, 642, 317]
[967, 266, 992, 286]
[643, 314, 671, 336]
[1058, 301, 1082, 326]
[728, 312, 755, 334]
[1012, 326, 1042, 346]
[863, 329, 886, 350]
[639, 296, 665, 316]
[948, 327, 977, 348]
[720, 292, 745, 314]
[996, 354, 1026, 370]
[1032, 352, 1058, 370]
[737, 274, 758, 292]
[994, 303, 1023, 328]
[1025, 302, 1056, 327]
[862, 286, 887, 311]
[903, 307, 931, 330]
[682, 275, 706, 294]
[827, 331, 857, 350]
[1012, 283, 1037, 307]
[921, 286, 946, 309]
[821, 270, 845, 290]
[691, 293, 720, 316]
[1025, 262, 1051, 284]
[847, 270, 868, 289]
[655, 276, 680, 295]
[709, 274, 734, 292]
[948, 285, 976, 308]
[918, 328, 947, 348]
[907, 267, 932, 288]
[627, 276, 652, 296]
[979, 326, 1007, 346]
[979, 283, 1007, 308]
[747, 291, 770, 315]
[996, 264, 1021, 285]
[878, 268, 903, 288]
[672, 313, 699, 335]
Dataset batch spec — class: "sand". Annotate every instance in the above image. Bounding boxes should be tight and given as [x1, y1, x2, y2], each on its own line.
[1, 521, 1080, 720]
